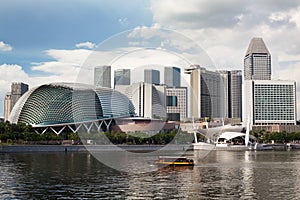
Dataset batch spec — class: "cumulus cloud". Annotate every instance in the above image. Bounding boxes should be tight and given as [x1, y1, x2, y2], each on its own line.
[150, 0, 300, 118]
[150, 0, 300, 70]
[0, 48, 94, 116]
[0, 41, 13, 51]
[75, 41, 96, 49]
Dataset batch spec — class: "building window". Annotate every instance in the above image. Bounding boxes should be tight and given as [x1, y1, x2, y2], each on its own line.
[167, 113, 180, 121]
[166, 96, 177, 107]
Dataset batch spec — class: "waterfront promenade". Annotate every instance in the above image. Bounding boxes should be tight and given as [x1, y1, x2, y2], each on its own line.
[0, 144, 193, 153]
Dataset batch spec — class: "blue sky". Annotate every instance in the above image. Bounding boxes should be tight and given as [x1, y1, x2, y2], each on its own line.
[0, 0, 152, 73]
[1, 0, 300, 117]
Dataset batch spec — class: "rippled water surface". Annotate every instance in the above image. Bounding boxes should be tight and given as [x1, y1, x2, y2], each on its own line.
[1, 150, 300, 199]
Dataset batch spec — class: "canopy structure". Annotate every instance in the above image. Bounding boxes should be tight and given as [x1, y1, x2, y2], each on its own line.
[217, 132, 246, 141]
[217, 131, 255, 142]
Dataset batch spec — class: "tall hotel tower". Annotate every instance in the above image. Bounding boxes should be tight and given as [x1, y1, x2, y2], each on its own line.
[94, 66, 111, 88]
[244, 37, 271, 80]
[185, 65, 223, 119]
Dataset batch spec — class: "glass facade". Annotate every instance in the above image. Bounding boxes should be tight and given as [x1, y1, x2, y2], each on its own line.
[244, 38, 271, 80]
[94, 66, 111, 88]
[254, 83, 296, 124]
[144, 69, 160, 85]
[9, 83, 135, 126]
[164, 67, 181, 87]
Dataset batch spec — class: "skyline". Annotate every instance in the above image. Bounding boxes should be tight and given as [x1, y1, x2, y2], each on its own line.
[1, 1, 300, 117]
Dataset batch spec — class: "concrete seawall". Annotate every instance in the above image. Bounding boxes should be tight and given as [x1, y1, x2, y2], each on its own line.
[0, 144, 193, 153]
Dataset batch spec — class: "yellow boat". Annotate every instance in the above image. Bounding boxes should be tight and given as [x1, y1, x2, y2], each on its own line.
[156, 156, 194, 166]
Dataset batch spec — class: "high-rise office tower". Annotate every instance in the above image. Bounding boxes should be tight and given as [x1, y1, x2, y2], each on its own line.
[94, 66, 111, 88]
[218, 70, 242, 120]
[244, 37, 271, 80]
[144, 69, 160, 85]
[185, 65, 223, 119]
[164, 67, 181, 87]
[4, 82, 29, 121]
[114, 69, 130, 86]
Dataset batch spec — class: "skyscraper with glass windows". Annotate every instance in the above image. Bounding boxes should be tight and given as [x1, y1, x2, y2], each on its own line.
[94, 66, 111, 88]
[218, 70, 242, 120]
[4, 82, 29, 121]
[144, 69, 160, 85]
[185, 65, 223, 119]
[244, 37, 271, 80]
[164, 66, 181, 87]
[114, 69, 130, 86]
[244, 80, 296, 125]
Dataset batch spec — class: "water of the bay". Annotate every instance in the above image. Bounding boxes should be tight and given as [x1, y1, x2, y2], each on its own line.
[1, 150, 300, 199]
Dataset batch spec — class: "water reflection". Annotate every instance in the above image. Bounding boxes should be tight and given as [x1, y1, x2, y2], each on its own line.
[1, 150, 300, 199]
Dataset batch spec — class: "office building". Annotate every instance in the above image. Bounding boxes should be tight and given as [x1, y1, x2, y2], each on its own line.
[144, 69, 160, 85]
[185, 65, 223, 119]
[114, 69, 130, 86]
[166, 87, 187, 121]
[164, 66, 181, 87]
[218, 70, 242, 120]
[4, 82, 29, 121]
[115, 82, 166, 119]
[94, 66, 111, 88]
[244, 37, 271, 80]
[244, 80, 296, 125]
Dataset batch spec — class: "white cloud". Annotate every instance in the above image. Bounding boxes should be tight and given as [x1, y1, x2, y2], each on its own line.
[0, 48, 94, 116]
[150, 0, 300, 69]
[75, 41, 96, 49]
[0, 41, 13, 51]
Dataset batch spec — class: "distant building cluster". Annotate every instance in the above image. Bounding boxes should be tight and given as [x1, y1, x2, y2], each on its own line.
[3, 37, 298, 133]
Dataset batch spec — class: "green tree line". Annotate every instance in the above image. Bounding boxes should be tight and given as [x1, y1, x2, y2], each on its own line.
[4, 121, 300, 145]
[251, 129, 300, 143]
[0, 122, 193, 145]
